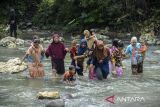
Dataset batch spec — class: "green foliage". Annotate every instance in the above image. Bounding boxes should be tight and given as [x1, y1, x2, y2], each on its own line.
[0, 0, 160, 33]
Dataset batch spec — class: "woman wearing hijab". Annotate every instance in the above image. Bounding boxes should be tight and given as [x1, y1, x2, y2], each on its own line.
[74, 39, 88, 76]
[45, 32, 69, 77]
[90, 40, 110, 79]
[83, 30, 97, 72]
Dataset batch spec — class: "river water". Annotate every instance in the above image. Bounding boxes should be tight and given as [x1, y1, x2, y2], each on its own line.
[0, 44, 160, 107]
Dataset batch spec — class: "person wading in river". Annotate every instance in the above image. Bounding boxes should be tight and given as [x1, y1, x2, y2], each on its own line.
[110, 39, 124, 77]
[74, 39, 88, 76]
[22, 36, 45, 78]
[84, 30, 97, 72]
[70, 40, 78, 67]
[45, 32, 69, 78]
[90, 40, 110, 79]
[125, 37, 144, 75]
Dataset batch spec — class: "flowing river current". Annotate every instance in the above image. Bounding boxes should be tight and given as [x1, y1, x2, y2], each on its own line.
[0, 44, 160, 107]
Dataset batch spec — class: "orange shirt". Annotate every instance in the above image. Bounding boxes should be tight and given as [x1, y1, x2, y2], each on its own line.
[63, 71, 74, 80]
[139, 45, 147, 54]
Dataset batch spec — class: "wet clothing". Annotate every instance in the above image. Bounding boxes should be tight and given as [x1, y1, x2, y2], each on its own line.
[110, 46, 122, 67]
[76, 39, 87, 76]
[91, 46, 110, 79]
[86, 38, 96, 66]
[132, 62, 143, 74]
[26, 44, 45, 78]
[70, 46, 77, 66]
[63, 71, 75, 81]
[91, 56, 110, 79]
[76, 58, 85, 76]
[139, 44, 147, 60]
[125, 43, 141, 56]
[125, 43, 144, 74]
[45, 42, 67, 75]
[110, 46, 124, 76]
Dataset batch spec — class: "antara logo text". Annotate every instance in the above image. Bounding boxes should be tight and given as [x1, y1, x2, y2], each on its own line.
[105, 95, 145, 104]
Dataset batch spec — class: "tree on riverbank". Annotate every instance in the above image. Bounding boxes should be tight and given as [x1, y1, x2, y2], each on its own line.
[0, 0, 159, 35]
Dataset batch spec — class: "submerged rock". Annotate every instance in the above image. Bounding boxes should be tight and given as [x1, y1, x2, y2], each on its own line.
[0, 58, 27, 73]
[45, 99, 64, 107]
[37, 91, 60, 99]
[0, 36, 24, 48]
[44, 94, 73, 107]
[62, 94, 73, 100]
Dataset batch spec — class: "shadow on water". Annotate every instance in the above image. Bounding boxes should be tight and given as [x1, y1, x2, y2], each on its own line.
[0, 45, 160, 107]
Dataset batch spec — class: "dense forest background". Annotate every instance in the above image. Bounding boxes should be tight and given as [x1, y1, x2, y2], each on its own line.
[0, 0, 160, 35]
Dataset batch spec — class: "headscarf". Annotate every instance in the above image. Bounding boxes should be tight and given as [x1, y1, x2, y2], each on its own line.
[112, 39, 119, 48]
[32, 35, 40, 43]
[77, 39, 88, 55]
[52, 32, 60, 43]
[94, 40, 109, 61]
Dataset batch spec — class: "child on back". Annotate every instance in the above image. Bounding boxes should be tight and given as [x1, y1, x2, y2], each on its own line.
[138, 40, 147, 61]
[125, 36, 144, 74]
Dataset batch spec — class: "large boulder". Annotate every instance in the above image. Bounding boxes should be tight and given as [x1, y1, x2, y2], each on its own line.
[0, 36, 24, 48]
[16, 38, 25, 45]
[0, 58, 27, 73]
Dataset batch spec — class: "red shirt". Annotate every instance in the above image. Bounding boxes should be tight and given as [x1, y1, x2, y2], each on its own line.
[70, 46, 77, 59]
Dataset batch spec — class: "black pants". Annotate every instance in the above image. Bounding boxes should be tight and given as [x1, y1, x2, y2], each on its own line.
[52, 59, 65, 75]
[76, 63, 83, 76]
[10, 25, 17, 38]
[131, 62, 143, 74]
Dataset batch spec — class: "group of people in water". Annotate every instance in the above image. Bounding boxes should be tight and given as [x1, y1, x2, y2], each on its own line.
[21, 30, 147, 84]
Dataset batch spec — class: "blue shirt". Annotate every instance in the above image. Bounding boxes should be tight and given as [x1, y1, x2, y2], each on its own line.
[125, 43, 141, 57]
